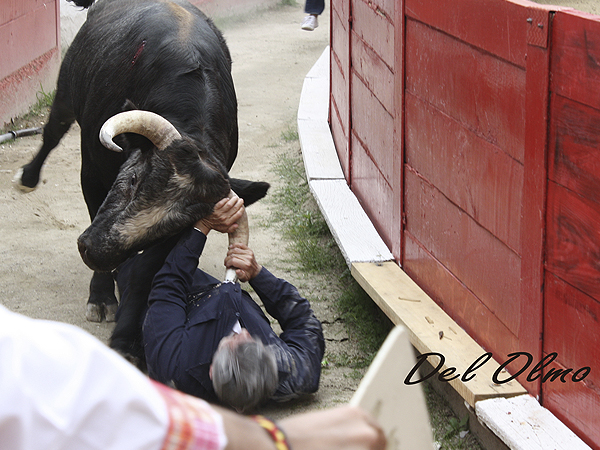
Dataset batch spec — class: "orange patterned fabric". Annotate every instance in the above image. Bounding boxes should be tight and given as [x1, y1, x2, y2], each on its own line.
[152, 380, 226, 450]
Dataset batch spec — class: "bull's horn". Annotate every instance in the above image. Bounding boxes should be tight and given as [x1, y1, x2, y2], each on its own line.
[99, 110, 182, 152]
[224, 190, 249, 283]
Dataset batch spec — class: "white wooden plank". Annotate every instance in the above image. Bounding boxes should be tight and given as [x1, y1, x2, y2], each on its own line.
[297, 47, 330, 122]
[298, 119, 345, 180]
[305, 46, 329, 80]
[297, 75, 329, 121]
[298, 47, 392, 265]
[309, 179, 393, 265]
[476, 395, 592, 450]
[350, 326, 435, 450]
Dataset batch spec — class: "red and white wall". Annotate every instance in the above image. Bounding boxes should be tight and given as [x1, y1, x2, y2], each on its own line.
[1, 0, 61, 126]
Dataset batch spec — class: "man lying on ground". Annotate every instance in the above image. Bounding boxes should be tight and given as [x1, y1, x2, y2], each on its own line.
[116, 195, 325, 411]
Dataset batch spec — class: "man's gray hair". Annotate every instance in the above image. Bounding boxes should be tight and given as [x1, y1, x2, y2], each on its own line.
[211, 338, 278, 412]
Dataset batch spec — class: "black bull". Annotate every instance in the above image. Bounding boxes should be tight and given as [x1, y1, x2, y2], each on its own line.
[15, 0, 269, 362]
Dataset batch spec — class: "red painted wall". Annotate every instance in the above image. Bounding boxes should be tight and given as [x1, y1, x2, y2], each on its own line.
[0, 0, 61, 126]
[544, 10, 600, 446]
[330, 0, 600, 447]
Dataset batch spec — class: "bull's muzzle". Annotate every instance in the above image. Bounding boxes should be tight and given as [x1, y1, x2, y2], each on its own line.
[77, 232, 125, 273]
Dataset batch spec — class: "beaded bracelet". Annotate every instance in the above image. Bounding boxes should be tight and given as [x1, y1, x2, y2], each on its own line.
[251, 415, 291, 450]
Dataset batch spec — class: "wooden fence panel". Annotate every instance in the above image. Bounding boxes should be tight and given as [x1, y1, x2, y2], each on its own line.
[546, 181, 600, 300]
[544, 273, 600, 448]
[345, 0, 397, 250]
[549, 94, 600, 205]
[404, 170, 522, 335]
[403, 231, 520, 360]
[550, 11, 600, 111]
[351, 135, 395, 247]
[330, 0, 350, 178]
[351, 32, 394, 116]
[328, 0, 600, 445]
[405, 18, 526, 163]
[350, 73, 394, 186]
[545, 14, 600, 446]
[402, 2, 549, 396]
[405, 0, 528, 67]
[351, 0, 394, 68]
[405, 94, 523, 252]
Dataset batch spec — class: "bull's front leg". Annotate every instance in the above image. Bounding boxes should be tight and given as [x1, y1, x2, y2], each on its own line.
[86, 271, 118, 322]
[109, 233, 181, 369]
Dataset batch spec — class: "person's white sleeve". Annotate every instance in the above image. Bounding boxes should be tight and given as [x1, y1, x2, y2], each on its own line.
[0, 304, 169, 450]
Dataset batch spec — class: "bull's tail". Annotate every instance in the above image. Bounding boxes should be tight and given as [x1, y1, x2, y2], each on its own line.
[68, 0, 96, 8]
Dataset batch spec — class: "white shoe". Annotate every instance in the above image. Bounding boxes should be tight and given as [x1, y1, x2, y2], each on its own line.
[301, 15, 318, 31]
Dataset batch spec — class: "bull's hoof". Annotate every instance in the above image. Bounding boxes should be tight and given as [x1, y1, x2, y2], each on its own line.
[105, 303, 118, 322]
[86, 303, 104, 322]
[12, 168, 36, 193]
[86, 302, 118, 322]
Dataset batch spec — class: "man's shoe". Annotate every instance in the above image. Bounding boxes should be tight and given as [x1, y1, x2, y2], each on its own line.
[301, 15, 318, 31]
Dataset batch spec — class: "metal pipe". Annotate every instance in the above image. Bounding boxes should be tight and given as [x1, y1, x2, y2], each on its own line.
[0, 127, 42, 144]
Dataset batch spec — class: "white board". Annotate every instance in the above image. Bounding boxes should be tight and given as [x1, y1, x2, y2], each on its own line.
[309, 179, 394, 265]
[350, 326, 434, 450]
[476, 395, 592, 450]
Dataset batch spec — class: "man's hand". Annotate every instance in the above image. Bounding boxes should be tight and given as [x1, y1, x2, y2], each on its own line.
[224, 243, 263, 282]
[279, 405, 387, 450]
[195, 195, 244, 235]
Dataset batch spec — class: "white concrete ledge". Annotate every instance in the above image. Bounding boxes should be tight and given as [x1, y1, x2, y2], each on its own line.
[298, 119, 345, 180]
[297, 46, 591, 450]
[297, 48, 393, 266]
[310, 180, 393, 264]
[476, 395, 591, 450]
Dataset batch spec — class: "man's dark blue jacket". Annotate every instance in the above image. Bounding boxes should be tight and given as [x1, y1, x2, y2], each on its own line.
[136, 228, 324, 404]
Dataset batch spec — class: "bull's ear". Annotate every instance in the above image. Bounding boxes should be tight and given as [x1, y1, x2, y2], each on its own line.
[229, 178, 270, 206]
[174, 142, 230, 200]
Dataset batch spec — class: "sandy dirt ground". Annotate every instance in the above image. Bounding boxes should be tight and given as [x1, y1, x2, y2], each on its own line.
[535, 0, 599, 15]
[0, 3, 362, 418]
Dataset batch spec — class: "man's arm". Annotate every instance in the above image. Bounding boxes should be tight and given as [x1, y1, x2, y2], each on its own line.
[0, 304, 385, 450]
[143, 228, 209, 383]
[253, 269, 324, 399]
[143, 196, 245, 384]
[225, 244, 325, 400]
[0, 304, 173, 450]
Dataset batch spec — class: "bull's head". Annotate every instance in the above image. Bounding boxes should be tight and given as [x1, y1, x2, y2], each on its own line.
[77, 110, 231, 272]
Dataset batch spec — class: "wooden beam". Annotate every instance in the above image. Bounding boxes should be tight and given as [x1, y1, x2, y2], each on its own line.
[351, 261, 527, 407]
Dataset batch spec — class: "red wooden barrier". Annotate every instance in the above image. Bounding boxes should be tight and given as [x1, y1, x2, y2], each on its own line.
[545, 10, 600, 445]
[330, 0, 600, 447]
[0, 1, 60, 126]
